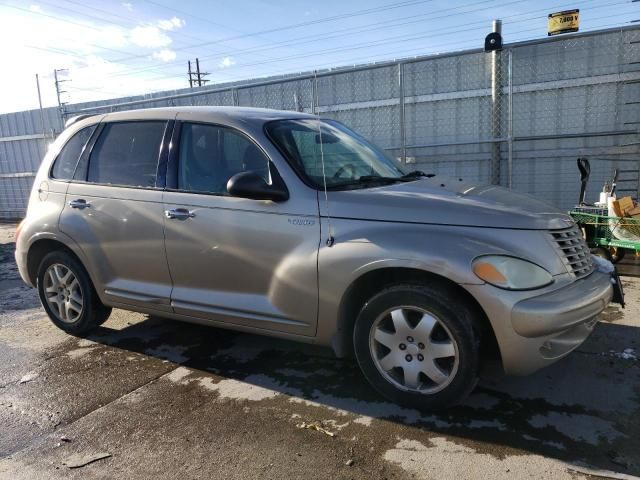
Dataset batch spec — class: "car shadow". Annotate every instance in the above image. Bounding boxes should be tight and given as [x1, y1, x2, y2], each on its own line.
[85, 314, 640, 476]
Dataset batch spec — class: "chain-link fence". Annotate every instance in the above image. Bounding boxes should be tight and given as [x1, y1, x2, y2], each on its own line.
[1, 25, 638, 220]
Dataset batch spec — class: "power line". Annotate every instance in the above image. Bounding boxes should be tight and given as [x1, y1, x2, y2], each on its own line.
[70, 19, 636, 109]
[94, 0, 631, 82]
[66, 18, 633, 105]
[7, 0, 279, 69]
[21, 0, 614, 83]
[70, 0, 437, 66]
[55, 0, 283, 61]
[73, 0, 616, 81]
[141, 0, 294, 53]
[13, 0, 634, 103]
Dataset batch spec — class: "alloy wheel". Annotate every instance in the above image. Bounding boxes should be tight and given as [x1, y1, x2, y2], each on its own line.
[369, 306, 459, 394]
[43, 263, 84, 324]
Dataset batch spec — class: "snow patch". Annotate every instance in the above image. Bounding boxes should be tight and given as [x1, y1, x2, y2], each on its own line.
[198, 375, 280, 402]
[384, 437, 585, 480]
[166, 366, 192, 384]
[66, 347, 98, 359]
[608, 348, 637, 360]
[144, 344, 190, 363]
[19, 371, 38, 384]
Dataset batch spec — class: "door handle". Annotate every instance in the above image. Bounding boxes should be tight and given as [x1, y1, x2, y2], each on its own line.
[165, 208, 195, 220]
[69, 199, 90, 209]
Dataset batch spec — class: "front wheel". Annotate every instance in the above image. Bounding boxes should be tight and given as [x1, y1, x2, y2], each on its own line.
[353, 284, 480, 410]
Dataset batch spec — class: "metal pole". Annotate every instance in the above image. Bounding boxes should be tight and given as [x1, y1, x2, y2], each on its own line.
[311, 71, 318, 115]
[188, 60, 193, 88]
[398, 62, 406, 164]
[490, 19, 502, 186]
[507, 48, 513, 189]
[35, 74, 46, 138]
[196, 58, 201, 86]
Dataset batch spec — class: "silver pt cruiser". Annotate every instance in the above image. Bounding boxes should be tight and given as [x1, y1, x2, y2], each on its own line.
[15, 107, 622, 409]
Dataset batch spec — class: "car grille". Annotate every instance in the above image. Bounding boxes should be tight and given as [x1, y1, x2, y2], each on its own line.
[550, 225, 594, 279]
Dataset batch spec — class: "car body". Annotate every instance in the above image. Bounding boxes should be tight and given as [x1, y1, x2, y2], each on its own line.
[15, 106, 618, 409]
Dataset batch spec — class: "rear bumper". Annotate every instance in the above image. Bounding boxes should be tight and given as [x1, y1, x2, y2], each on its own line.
[15, 246, 32, 287]
[467, 270, 613, 375]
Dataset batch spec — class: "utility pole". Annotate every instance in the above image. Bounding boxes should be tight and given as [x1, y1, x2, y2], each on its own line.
[187, 58, 209, 87]
[53, 68, 69, 121]
[195, 58, 209, 87]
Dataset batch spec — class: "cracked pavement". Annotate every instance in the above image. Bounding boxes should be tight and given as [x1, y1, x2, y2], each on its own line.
[0, 223, 639, 479]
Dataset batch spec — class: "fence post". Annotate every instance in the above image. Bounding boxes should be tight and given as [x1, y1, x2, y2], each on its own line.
[311, 71, 318, 115]
[398, 62, 407, 164]
[490, 19, 503, 185]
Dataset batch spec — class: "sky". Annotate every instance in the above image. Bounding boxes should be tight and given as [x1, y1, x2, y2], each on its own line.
[0, 0, 637, 114]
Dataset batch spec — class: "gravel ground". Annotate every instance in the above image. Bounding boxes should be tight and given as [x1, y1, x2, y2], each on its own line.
[0, 222, 639, 479]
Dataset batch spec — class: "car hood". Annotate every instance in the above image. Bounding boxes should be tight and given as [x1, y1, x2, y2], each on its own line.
[326, 177, 574, 230]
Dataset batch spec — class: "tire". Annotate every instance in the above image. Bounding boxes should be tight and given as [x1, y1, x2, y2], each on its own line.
[37, 250, 111, 335]
[353, 283, 479, 410]
[610, 247, 625, 264]
[592, 247, 613, 262]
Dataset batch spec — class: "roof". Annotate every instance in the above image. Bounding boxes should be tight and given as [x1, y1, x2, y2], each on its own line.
[100, 106, 317, 124]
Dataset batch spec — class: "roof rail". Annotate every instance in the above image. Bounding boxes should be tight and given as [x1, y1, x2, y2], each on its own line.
[64, 114, 95, 128]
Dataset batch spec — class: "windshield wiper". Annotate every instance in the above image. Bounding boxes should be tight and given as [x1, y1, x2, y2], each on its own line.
[358, 175, 403, 184]
[326, 175, 403, 190]
[400, 170, 435, 180]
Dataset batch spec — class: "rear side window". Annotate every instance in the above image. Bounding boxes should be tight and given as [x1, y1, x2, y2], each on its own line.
[51, 125, 96, 180]
[88, 121, 166, 187]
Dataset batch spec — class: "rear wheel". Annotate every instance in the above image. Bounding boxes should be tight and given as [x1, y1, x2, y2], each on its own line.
[592, 247, 613, 262]
[37, 251, 111, 335]
[609, 247, 625, 264]
[353, 284, 480, 410]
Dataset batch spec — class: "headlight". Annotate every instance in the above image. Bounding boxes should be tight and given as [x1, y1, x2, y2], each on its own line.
[472, 255, 553, 290]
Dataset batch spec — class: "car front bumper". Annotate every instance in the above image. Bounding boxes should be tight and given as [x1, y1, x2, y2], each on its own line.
[466, 269, 614, 375]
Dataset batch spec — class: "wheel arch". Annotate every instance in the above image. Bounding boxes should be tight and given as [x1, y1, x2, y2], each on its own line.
[332, 267, 501, 366]
[27, 238, 86, 286]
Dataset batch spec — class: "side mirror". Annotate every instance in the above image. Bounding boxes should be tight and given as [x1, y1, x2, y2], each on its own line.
[227, 171, 289, 202]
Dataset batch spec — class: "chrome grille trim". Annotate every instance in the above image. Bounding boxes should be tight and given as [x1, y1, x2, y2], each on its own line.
[550, 225, 594, 279]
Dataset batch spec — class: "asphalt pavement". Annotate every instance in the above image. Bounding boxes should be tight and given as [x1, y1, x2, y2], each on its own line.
[0, 223, 638, 479]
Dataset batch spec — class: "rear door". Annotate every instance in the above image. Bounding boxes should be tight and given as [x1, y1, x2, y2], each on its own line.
[162, 120, 319, 335]
[59, 120, 174, 312]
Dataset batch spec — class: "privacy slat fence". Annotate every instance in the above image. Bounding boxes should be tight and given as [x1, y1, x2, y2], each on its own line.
[1, 26, 638, 219]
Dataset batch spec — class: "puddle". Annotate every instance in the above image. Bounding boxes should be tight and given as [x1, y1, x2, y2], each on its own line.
[528, 412, 625, 445]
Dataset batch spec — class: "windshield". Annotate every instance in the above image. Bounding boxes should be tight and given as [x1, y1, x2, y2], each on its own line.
[265, 119, 406, 189]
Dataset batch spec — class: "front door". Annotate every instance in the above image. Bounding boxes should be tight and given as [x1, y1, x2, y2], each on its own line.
[162, 121, 319, 335]
[59, 120, 173, 312]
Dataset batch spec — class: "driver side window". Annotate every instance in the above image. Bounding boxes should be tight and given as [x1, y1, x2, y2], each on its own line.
[178, 123, 270, 194]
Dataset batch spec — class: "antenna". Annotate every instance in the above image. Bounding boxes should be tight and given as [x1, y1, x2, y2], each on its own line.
[314, 71, 334, 247]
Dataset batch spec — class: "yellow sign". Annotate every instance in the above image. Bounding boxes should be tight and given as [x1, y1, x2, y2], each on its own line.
[548, 9, 579, 36]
